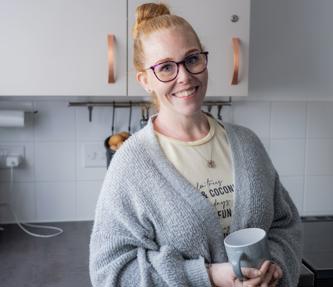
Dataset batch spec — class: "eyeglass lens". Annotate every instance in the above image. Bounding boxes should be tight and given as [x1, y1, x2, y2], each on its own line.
[154, 52, 207, 82]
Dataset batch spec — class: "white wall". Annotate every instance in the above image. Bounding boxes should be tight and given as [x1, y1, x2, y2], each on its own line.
[1, 0, 333, 223]
[1, 99, 333, 223]
[249, 0, 333, 101]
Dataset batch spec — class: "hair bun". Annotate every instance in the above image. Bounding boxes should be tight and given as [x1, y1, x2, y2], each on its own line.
[133, 3, 170, 37]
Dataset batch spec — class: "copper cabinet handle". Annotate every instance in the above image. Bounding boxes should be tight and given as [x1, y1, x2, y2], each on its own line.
[108, 34, 115, 83]
[231, 37, 240, 85]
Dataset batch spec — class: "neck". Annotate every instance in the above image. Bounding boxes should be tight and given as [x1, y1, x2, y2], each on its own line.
[153, 111, 209, 141]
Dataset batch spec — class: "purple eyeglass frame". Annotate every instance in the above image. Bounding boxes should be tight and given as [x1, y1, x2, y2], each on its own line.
[147, 51, 209, 83]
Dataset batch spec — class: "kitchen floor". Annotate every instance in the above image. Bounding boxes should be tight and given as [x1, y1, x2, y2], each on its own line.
[0, 221, 93, 287]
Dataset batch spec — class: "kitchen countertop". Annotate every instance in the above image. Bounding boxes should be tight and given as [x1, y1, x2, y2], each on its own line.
[299, 264, 315, 287]
[301, 216, 333, 287]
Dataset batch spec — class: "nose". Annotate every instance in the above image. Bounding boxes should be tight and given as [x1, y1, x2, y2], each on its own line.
[176, 63, 192, 83]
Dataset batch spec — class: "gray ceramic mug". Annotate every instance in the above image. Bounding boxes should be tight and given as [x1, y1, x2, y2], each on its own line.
[224, 228, 271, 280]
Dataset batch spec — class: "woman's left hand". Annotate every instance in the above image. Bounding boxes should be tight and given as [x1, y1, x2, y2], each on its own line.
[232, 261, 283, 287]
[257, 260, 283, 287]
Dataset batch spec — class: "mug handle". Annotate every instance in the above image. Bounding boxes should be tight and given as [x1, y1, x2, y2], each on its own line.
[232, 251, 246, 280]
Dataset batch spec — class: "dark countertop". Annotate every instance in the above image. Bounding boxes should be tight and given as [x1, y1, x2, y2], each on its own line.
[301, 216, 333, 286]
[302, 216, 333, 276]
[299, 264, 315, 287]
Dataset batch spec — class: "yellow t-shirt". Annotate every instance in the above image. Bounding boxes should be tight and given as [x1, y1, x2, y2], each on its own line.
[155, 116, 234, 237]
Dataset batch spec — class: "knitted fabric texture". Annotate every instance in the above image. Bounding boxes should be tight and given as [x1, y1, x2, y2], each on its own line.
[89, 118, 303, 287]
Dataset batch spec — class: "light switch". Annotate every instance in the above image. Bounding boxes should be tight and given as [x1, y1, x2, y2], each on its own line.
[83, 143, 106, 168]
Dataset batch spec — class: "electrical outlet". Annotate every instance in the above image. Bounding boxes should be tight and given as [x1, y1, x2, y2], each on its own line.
[83, 143, 106, 168]
[0, 145, 25, 168]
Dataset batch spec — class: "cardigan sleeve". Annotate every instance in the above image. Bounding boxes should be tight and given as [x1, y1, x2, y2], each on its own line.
[268, 173, 303, 287]
[234, 124, 303, 287]
[89, 165, 212, 287]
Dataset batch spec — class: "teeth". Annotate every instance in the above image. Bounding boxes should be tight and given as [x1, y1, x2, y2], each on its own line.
[174, 87, 196, 98]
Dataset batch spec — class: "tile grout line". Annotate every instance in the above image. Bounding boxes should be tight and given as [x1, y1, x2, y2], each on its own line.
[268, 101, 272, 153]
[74, 104, 78, 221]
[302, 101, 309, 215]
[32, 100, 38, 222]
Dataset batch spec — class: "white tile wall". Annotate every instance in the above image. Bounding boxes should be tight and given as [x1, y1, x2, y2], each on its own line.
[76, 181, 103, 220]
[9, 182, 36, 222]
[0, 183, 12, 222]
[35, 181, 76, 222]
[1, 99, 333, 222]
[306, 139, 333, 175]
[35, 142, 76, 181]
[34, 101, 76, 141]
[270, 139, 305, 176]
[271, 102, 306, 138]
[0, 182, 36, 223]
[304, 176, 333, 215]
[233, 101, 271, 139]
[307, 102, 333, 138]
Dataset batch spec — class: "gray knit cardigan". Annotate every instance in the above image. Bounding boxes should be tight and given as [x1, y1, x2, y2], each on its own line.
[89, 117, 303, 287]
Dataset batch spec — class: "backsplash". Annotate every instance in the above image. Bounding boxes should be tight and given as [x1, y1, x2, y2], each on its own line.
[1, 99, 333, 223]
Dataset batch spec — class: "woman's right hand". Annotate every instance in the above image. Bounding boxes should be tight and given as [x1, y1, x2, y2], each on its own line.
[208, 262, 262, 287]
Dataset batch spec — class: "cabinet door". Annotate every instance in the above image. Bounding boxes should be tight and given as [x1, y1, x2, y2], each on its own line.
[0, 0, 126, 96]
[127, 0, 250, 97]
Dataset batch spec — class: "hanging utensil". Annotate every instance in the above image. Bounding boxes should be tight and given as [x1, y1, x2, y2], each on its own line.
[128, 101, 132, 134]
[88, 105, 93, 122]
[111, 101, 116, 135]
[217, 105, 223, 121]
[147, 104, 150, 118]
[140, 104, 149, 128]
[104, 102, 117, 168]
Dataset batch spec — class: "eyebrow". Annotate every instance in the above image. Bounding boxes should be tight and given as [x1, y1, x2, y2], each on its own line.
[153, 48, 201, 66]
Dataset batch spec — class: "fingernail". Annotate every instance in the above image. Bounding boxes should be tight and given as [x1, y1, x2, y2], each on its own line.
[256, 270, 262, 276]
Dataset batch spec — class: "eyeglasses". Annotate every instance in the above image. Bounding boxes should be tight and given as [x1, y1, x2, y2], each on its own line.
[146, 51, 209, 83]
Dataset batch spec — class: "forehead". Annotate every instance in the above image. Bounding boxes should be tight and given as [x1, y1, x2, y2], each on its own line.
[141, 26, 201, 64]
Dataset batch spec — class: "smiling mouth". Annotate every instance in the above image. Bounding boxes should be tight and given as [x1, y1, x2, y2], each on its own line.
[172, 86, 198, 98]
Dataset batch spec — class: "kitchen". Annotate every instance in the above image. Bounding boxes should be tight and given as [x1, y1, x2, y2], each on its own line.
[0, 0, 333, 286]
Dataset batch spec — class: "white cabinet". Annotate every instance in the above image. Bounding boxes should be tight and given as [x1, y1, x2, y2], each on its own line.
[0, 0, 249, 97]
[0, 0, 127, 96]
[128, 0, 250, 97]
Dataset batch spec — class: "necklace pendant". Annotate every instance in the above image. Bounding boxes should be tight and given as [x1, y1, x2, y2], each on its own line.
[207, 160, 216, 168]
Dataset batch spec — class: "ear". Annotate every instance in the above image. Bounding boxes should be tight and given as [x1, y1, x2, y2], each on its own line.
[136, 71, 151, 93]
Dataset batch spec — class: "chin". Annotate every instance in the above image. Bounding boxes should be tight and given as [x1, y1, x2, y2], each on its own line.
[175, 105, 204, 117]
[162, 92, 205, 116]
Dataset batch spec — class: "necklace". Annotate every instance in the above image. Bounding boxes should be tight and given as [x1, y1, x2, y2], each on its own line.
[191, 141, 216, 168]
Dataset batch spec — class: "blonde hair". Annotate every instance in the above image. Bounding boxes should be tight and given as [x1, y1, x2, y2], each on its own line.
[132, 3, 203, 108]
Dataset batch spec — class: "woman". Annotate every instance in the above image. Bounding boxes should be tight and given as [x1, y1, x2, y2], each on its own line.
[89, 3, 302, 287]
